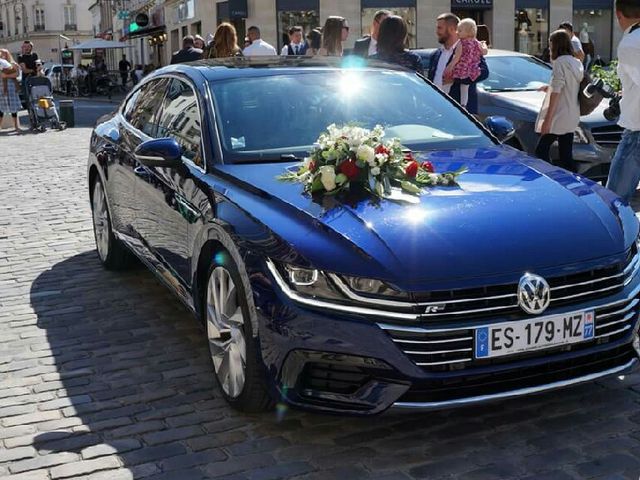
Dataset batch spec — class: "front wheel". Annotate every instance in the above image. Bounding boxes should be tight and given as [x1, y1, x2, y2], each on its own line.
[205, 253, 272, 412]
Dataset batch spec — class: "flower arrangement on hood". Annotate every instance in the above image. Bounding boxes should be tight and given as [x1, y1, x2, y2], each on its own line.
[278, 124, 466, 199]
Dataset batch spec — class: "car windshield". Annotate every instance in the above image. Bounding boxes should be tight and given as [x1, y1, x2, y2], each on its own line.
[479, 56, 551, 92]
[210, 70, 494, 163]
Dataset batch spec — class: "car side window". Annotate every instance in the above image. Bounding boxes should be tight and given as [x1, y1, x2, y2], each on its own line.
[155, 78, 203, 168]
[124, 78, 169, 137]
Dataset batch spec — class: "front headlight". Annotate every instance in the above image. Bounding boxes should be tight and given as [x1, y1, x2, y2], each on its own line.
[276, 261, 409, 303]
[573, 126, 589, 144]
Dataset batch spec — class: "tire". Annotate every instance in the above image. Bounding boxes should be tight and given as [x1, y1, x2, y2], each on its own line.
[204, 252, 273, 412]
[91, 178, 133, 270]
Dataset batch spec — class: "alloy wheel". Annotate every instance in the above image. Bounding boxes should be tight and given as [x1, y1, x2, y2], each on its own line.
[92, 181, 110, 262]
[206, 266, 247, 398]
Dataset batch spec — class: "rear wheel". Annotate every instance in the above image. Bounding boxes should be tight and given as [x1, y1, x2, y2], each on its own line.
[91, 178, 133, 270]
[205, 254, 272, 412]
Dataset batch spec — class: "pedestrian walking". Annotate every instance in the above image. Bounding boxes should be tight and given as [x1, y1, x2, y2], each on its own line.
[118, 55, 131, 88]
[442, 18, 487, 108]
[317, 16, 350, 57]
[281, 26, 308, 55]
[242, 26, 277, 56]
[170, 35, 204, 64]
[0, 49, 23, 133]
[605, 0, 640, 201]
[353, 10, 391, 57]
[208, 23, 243, 59]
[371, 15, 423, 74]
[534, 29, 583, 172]
[559, 22, 586, 62]
[426, 13, 489, 115]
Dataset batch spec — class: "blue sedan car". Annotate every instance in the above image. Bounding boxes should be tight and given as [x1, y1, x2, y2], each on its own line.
[88, 58, 640, 415]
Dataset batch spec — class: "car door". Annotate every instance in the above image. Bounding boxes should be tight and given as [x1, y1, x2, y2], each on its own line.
[134, 76, 206, 292]
[96, 83, 155, 240]
[111, 78, 169, 245]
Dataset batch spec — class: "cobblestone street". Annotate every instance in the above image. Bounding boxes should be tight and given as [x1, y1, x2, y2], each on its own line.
[3, 127, 640, 480]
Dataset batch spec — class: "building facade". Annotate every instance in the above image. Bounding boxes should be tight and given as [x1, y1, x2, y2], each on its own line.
[156, 0, 620, 65]
[0, 0, 94, 63]
[90, 0, 623, 70]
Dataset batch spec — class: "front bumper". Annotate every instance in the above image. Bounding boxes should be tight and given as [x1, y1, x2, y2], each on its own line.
[253, 263, 640, 416]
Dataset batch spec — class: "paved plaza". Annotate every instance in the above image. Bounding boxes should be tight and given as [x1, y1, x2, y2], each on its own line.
[2, 125, 640, 479]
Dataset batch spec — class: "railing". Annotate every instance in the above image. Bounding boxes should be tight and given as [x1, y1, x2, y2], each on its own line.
[64, 24, 77, 31]
[34, 24, 45, 31]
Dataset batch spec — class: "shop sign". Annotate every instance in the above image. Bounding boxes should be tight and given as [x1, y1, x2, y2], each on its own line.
[452, 0, 493, 8]
[229, 0, 248, 19]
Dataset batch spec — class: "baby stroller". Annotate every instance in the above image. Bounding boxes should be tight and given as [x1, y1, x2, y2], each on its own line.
[25, 76, 66, 132]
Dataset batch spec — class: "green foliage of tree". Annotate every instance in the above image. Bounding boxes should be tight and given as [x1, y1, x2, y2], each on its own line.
[590, 60, 622, 92]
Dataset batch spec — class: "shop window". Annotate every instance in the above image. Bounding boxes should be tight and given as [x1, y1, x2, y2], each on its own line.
[515, 2, 549, 59]
[276, 0, 319, 50]
[361, 1, 417, 48]
[573, 4, 613, 63]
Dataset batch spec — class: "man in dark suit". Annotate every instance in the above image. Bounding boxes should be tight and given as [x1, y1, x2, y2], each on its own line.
[353, 10, 391, 57]
[426, 13, 489, 115]
[170, 35, 204, 64]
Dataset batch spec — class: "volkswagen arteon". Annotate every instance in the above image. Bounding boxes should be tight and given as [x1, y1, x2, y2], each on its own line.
[88, 58, 640, 414]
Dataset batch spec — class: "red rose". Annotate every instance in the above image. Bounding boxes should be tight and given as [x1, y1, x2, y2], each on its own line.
[308, 160, 317, 172]
[405, 161, 418, 178]
[339, 159, 360, 180]
[375, 144, 390, 156]
[421, 161, 434, 173]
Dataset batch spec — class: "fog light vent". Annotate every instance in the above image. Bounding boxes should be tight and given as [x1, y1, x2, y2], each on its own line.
[298, 362, 370, 396]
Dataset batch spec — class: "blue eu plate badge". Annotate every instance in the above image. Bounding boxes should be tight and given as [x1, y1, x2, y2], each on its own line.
[475, 327, 489, 358]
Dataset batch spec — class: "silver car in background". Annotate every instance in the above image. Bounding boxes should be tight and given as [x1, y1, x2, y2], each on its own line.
[415, 49, 621, 182]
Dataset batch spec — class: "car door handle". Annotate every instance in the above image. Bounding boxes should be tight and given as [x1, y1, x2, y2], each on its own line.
[134, 166, 150, 177]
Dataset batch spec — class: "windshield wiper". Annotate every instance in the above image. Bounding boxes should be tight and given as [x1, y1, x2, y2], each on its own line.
[229, 153, 305, 164]
[486, 87, 540, 92]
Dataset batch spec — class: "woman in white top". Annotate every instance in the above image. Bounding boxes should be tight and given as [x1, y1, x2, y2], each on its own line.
[535, 29, 584, 172]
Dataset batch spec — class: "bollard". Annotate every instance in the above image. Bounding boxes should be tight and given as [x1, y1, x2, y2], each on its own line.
[58, 99, 75, 128]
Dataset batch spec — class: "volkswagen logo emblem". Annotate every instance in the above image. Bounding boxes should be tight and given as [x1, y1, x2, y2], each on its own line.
[518, 273, 551, 315]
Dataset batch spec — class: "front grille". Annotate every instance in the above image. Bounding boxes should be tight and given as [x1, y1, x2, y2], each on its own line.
[411, 249, 638, 322]
[591, 125, 624, 148]
[380, 292, 640, 372]
[397, 345, 636, 404]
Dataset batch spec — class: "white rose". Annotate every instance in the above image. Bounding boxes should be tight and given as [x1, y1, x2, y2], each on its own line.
[375, 153, 388, 164]
[319, 166, 337, 191]
[371, 167, 381, 176]
[357, 145, 375, 165]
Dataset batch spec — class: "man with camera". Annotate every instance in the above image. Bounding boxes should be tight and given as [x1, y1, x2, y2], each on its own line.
[605, 0, 640, 202]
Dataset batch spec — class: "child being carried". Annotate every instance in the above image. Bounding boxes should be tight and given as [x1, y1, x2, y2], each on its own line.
[443, 18, 488, 109]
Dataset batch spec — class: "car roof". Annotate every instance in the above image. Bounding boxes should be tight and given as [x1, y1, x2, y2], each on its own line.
[158, 56, 415, 82]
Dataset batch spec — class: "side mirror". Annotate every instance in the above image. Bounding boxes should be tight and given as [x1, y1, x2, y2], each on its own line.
[484, 116, 516, 143]
[134, 138, 183, 168]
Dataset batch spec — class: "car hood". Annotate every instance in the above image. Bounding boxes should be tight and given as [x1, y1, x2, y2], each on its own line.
[488, 90, 611, 126]
[215, 146, 637, 289]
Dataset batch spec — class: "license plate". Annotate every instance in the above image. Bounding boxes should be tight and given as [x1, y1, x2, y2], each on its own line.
[475, 311, 595, 359]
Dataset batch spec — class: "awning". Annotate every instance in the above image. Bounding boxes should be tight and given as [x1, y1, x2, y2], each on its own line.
[68, 39, 133, 50]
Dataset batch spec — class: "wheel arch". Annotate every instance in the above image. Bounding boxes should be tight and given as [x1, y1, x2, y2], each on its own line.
[191, 224, 260, 337]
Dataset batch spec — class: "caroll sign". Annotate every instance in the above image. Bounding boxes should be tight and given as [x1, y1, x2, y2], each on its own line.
[451, 0, 493, 7]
